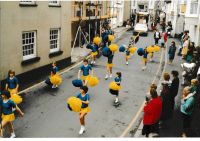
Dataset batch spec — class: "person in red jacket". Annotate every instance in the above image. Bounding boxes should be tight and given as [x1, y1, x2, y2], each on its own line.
[142, 88, 162, 137]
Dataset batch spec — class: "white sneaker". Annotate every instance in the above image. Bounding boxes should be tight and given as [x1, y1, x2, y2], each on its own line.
[126, 62, 129, 65]
[93, 61, 96, 64]
[10, 132, 16, 138]
[109, 74, 112, 78]
[52, 85, 56, 88]
[79, 126, 85, 135]
[115, 98, 119, 103]
[105, 75, 108, 80]
[91, 61, 93, 64]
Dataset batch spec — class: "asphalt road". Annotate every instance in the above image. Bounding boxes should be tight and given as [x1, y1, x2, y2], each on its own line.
[12, 30, 164, 137]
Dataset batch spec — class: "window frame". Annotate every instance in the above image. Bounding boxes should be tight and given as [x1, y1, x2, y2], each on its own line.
[19, 0, 36, 5]
[49, 0, 61, 6]
[22, 31, 37, 61]
[50, 28, 60, 53]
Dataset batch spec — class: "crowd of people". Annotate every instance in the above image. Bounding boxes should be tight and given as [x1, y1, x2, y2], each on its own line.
[142, 18, 199, 137]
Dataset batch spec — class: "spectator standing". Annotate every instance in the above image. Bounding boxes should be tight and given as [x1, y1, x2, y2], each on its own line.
[181, 36, 189, 59]
[181, 86, 195, 137]
[154, 30, 161, 45]
[170, 70, 180, 110]
[186, 42, 195, 62]
[160, 73, 173, 127]
[168, 41, 176, 64]
[142, 88, 162, 137]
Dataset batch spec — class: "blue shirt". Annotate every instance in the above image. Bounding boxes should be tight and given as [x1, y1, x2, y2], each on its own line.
[126, 49, 130, 56]
[92, 45, 98, 52]
[80, 65, 92, 76]
[52, 66, 58, 74]
[6, 76, 19, 89]
[143, 50, 148, 58]
[115, 77, 122, 84]
[1, 99, 16, 115]
[77, 93, 90, 108]
[107, 55, 114, 64]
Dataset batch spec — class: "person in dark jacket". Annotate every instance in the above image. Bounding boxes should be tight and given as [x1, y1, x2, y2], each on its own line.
[170, 70, 180, 110]
[154, 29, 161, 45]
[168, 41, 176, 64]
[160, 73, 173, 127]
[142, 88, 162, 137]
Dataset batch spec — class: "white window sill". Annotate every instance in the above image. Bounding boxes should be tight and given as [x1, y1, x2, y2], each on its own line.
[185, 14, 198, 18]
[49, 4, 61, 7]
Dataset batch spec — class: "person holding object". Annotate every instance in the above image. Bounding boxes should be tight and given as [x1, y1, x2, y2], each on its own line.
[76, 86, 90, 135]
[78, 59, 93, 86]
[0, 90, 24, 138]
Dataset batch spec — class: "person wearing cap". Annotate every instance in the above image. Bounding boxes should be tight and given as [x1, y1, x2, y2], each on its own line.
[76, 86, 90, 135]
[0, 90, 24, 138]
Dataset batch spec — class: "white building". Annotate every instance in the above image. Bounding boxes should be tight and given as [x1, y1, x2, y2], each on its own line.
[185, 0, 200, 46]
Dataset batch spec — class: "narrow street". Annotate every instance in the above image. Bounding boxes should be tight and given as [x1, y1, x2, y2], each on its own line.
[13, 30, 163, 137]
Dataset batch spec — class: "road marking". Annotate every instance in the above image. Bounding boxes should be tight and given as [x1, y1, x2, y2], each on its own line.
[120, 48, 165, 137]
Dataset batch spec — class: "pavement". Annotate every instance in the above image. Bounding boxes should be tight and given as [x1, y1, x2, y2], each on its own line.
[9, 29, 166, 138]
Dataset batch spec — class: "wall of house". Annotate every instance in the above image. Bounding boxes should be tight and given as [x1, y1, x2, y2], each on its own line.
[0, 1, 71, 80]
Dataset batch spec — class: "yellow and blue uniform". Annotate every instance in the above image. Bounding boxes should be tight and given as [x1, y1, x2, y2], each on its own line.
[80, 65, 92, 81]
[77, 93, 90, 113]
[107, 54, 114, 68]
[115, 77, 122, 84]
[52, 66, 58, 74]
[50, 66, 62, 86]
[1, 99, 16, 122]
[6, 76, 18, 94]
[143, 49, 148, 63]
[91, 45, 99, 57]
[126, 48, 131, 59]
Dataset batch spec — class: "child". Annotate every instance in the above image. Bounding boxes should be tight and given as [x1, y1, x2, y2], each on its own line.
[78, 59, 93, 85]
[142, 48, 148, 71]
[49, 62, 62, 88]
[0, 90, 24, 138]
[125, 44, 131, 65]
[91, 44, 99, 64]
[114, 72, 122, 104]
[149, 45, 155, 62]
[76, 86, 90, 135]
[105, 52, 114, 79]
[5, 70, 19, 95]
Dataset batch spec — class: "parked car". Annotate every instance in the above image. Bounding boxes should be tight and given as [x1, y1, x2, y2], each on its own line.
[133, 23, 148, 36]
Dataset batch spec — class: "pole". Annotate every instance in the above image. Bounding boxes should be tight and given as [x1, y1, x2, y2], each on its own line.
[71, 26, 81, 56]
[89, 1, 91, 43]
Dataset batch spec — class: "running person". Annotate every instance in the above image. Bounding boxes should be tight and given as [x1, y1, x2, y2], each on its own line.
[0, 90, 24, 138]
[76, 86, 90, 135]
[105, 52, 114, 79]
[78, 59, 93, 86]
